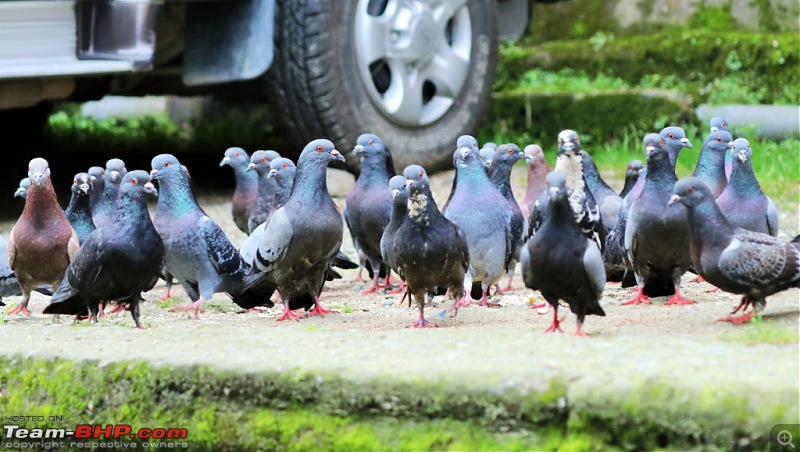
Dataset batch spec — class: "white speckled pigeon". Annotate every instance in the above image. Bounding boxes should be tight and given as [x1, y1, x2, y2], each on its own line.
[619, 159, 643, 198]
[521, 170, 606, 335]
[44, 171, 165, 328]
[151, 154, 274, 319]
[692, 129, 733, 198]
[623, 138, 694, 305]
[669, 176, 799, 324]
[241, 139, 345, 321]
[344, 134, 393, 294]
[246, 150, 281, 234]
[64, 172, 96, 245]
[394, 165, 468, 326]
[220, 147, 259, 234]
[14, 177, 30, 199]
[488, 143, 527, 294]
[443, 135, 512, 308]
[521, 144, 549, 218]
[717, 138, 779, 236]
[7, 158, 80, 315]
[92, 158, 127, 228]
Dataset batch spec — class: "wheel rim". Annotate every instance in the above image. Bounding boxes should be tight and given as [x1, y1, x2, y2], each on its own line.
[354, 0, 472, 127]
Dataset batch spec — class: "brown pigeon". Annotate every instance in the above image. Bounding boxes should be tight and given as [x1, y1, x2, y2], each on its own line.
[7, 158, 79, 315]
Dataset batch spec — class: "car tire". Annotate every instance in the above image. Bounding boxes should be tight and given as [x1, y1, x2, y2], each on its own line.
[264, 0, 497, 173]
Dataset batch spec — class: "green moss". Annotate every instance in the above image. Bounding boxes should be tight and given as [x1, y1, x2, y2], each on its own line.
[722, 317, 800, 345]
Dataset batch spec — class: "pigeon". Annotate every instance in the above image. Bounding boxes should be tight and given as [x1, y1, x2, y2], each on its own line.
[44, 171, 165, 328]
[479, 146, 496, 171]
[220, 147, 259, 234]
[64, 172, 96, 245]
[380, 175, 409, 289]
[14, 178, 30, 199]
[669, 176, 799, 324]
[394, 165, 468, 326]
[246, 150, 281, 234]
[581, 149, 622, 233]
[268, 157, 297, 210]
[710, 116, 730, 133]
[521, 144, 549, 218]
[0, 236, 21, 298]
[93, 159, 128, 228]
[240, 139, 345, 321]
[6, 158, 80, 315]
[443, 135, 512, 308]
[151, 154, 274, 319]
[487, 143, 527, 294]
[344, 134, 393, 294]
[521, 171, 606, 335]
[87, 166, 106, 218]
[623, 137, 693, 305]
[622, 126, 693, 208]
[692, 129, 734, 198]
[619, 159, 643, 198]
[531, 130, 604, 251]
[717, 138, 779, 236]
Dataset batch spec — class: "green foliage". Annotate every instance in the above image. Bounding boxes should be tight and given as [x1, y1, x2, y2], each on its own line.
[685, 5, 738, 32]
[722, 317, 800, 345]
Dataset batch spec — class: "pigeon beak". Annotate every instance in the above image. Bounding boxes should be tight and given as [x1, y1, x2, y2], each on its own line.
[149, 169, 159, 180]
[219, 156, 230, 167]
[405, 178, 415, 187]
[645, 145, 656, 156]
[391, 188, 400, 197]
[561, 142, 575, 154]
[144, 182, 158, 197]
[108, 170, 121, 183]
[331, 149, 345, 162]
[267, 168, 278, 179]
[727, 141, 734, 148]
[680, 137, 693, 149]
[79, 182, 91, 194]
[353, 144, 365, 154]
[31, 172, 44, 185]
[668, 194, 681, 206]
[13, 188, 24, 198]
[738, 151, 748, 163]
[459, 146, 470, 159]
[246, 163, 256, 172]
[710, 126, 718, 132]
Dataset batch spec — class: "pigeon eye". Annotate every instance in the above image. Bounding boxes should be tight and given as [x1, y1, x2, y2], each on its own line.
[73, 178, 77, 184]
[418, 171, 423, 178]
[668, 133, 675, 139]
[716, 137, 722, 142]
[687, 187, 694, 194]
[131, 178, 138, 185]
[164, 161, 170, 167]
[260, 157, 267, 163]
[234, 152, 240, 157]
[507, 149, 513, 154]
[282, 163, 288, 168]
[369, 139, 374, 145]
[316, 145, 323, 152]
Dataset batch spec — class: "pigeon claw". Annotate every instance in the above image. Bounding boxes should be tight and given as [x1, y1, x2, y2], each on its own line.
[544, 320, 564, 333]
[276, 309, 304, 321]
[7, 304, 31, 315]
[622, 288, 650, 306]
[479, 300, 501, 307]
[108, 304, 129, 314]
[307, 303, 339, 317]
[495, 277, 515, 294]
[408, 318, 436, 328]
[716, 311, 754, 325]
[665, 288, 695, 305]
[690, 275, 706, 283]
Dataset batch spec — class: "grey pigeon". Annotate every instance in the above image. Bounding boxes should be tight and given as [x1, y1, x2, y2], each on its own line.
[619, 160, 643, 198]
[521, 144, 549, 218]
[479, 146, 496, 171]
[64, 172, 96, 245]
[344, 134, 393, 293]
[87, 166, 105, 219]
[581, 149, 622, 233]
[669, 176, 799, 324]
[14, 178, 30, 199]
[487, 143, 527, 294]
[240, 139, 345, 321]
[93, 158, 128, 228]
[247, 150, 281, 234]
[710, 116, 730, 133]
[521, 171, 606, 335]
[268, 157, 296, 210]
[7, 158, 80, 315]
[531, 130, 604, 251]
[623, 126, 693, 208]
[380, 175, 409, 292]
[717, 138, 779, 236]
[394, 165, 468, 326]
[692, 129, 733, 197]
[151, 154, 274, 319]
[443, 135, 512, 308]
[623, 137, 694, 305]
[44, 171, 165, 328]
[220, 147, 259, 234]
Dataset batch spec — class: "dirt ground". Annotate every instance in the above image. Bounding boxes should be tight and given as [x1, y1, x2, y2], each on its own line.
[1, 166, 798, 337]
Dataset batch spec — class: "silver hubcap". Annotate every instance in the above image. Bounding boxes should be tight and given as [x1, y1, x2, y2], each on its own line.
[354, 0, 472, 126]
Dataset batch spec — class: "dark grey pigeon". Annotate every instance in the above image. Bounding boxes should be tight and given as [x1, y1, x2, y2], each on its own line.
[717, 138, 779, 236]
[443, 135, 512, 308]
[87, 166, 105, 219]
[64, 172, 96, 245]
[44, 171, 164, 328]
[220, 147, 258, 234]
[619, 160, 643, 198]
[623, 137, 694, 305]
[581, 149, 622, 233]
[14, 177, 30, 199]
[708, 116, 736, 180]
[268, 157, 296, 211]
[622, 126, 693, 209]
[240, 139, 345, 321]
[344, 134, 393, 294]
[487, 143, 527, 294]
[93, 159, 128, 228]
[670, 176, 799, 324]
[151, 154, 274, 319]
[0, 236, 20, 298]
[692, 129, 733, 198]
[521, 170, 606, 335]
[394, 165, 468, 326]
[380, 175, 409, 289]
[246, 150, 281, 234]
[522, 144, 549, 218]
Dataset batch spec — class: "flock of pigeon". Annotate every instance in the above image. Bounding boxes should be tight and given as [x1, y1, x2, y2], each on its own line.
[1, 117, 798, 334]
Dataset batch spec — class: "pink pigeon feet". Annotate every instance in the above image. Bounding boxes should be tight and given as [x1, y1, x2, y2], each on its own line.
[276, 303, 304, 321]
[307, 298, 339, 317]
[174, 299, 206, 319]
[7, 304, 31, 315]
[108, 304, 129, 314]
[350, 268, 365, 283]
[477, 291, 501, 307]
[622, 287, 650, 306]
[408, 313, 436, 328]
[574, 322, 587, 337]
[665, 288, 696, 305]
[691, 275, 706, 283]
[716, 298, 756, 325]
[545, 309, 564, 333]
[495, 276, 514, 294]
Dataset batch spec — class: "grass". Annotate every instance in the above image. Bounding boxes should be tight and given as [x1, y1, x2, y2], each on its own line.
[722, 316, 799, 345]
